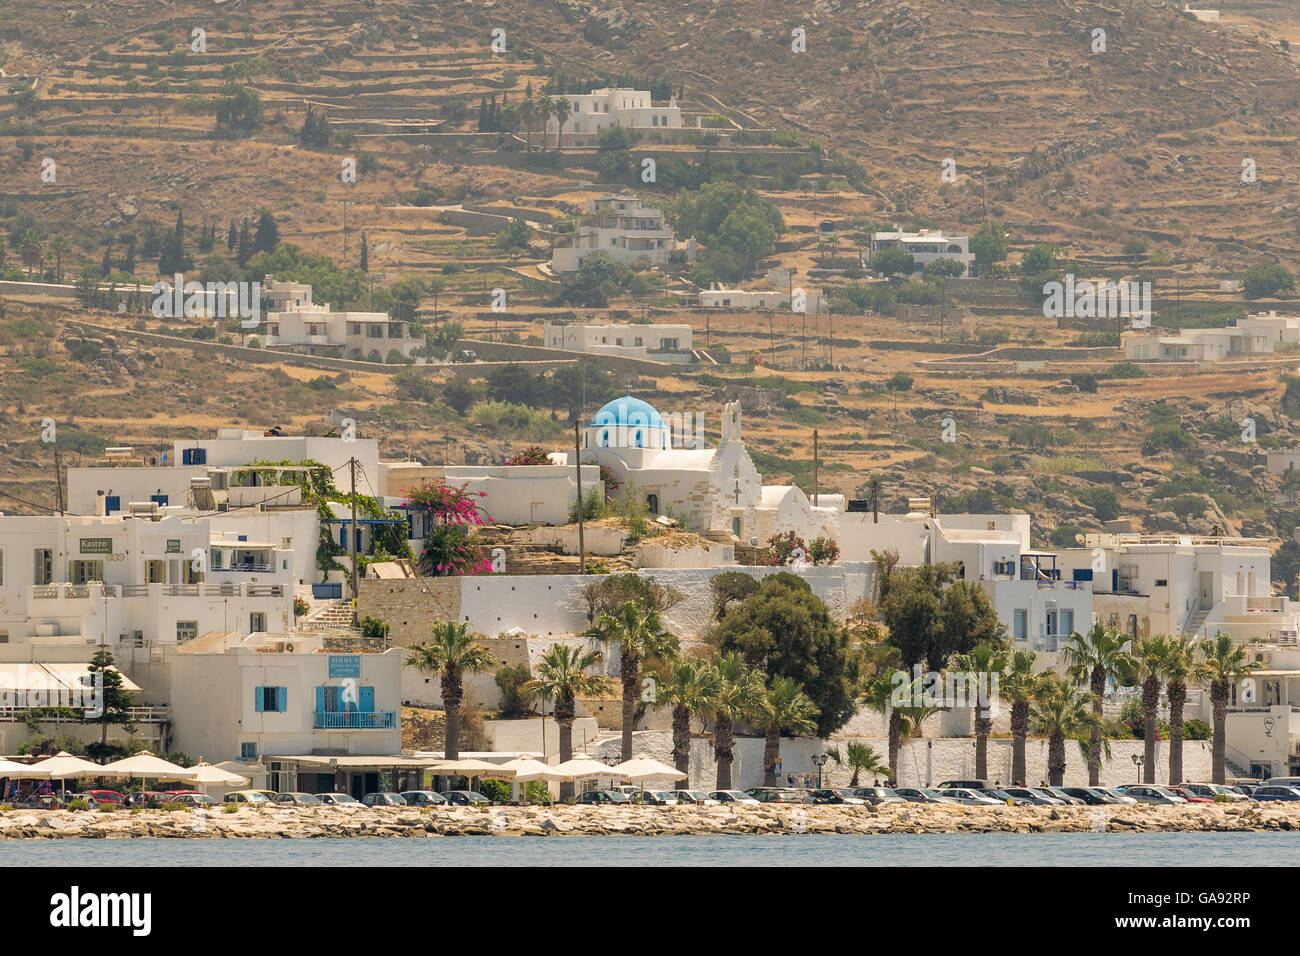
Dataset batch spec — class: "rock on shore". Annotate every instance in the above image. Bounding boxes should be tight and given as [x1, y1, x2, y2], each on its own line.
[0, 802, 1297, 839]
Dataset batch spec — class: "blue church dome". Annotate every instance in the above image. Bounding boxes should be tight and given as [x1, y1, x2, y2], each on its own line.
[590, 396, 665, 429]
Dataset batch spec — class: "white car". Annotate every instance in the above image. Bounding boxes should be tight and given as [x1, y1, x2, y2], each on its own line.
[709, 790, 759, 804]
[670, 790, 720, 806]
[940, 788, 1005, 806]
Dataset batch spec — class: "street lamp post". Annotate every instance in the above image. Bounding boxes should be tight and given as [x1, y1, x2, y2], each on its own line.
[811, 752, 829, 789]
[1131, 753, 1144, 784]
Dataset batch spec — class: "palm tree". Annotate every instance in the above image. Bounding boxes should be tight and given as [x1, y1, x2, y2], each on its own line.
[1062, 623, 1133, 785]
[552, 97, 572, 151]
[525, 643, 610, 800]
[519, 95, 536, 152]
[47, 234, 72, 283]
[404, 621, 496, 761]
[862, 675, 904, 781]
[584, 599, 679, 760]
[1030, 678, 1098, 786]
[709, 651, 763, 790]
[18, 230, 44, 278]
[1120, 635, 1176, 783]
[658, 656, 717, 780]
[826, 741, 890, 787]
[1001, 650, 1045, 786]
[1195, 632, 1259, 783]
[754, 676, 819, 787]
[952, 643, 1008, 781]
[1162, 636, 1196, 784]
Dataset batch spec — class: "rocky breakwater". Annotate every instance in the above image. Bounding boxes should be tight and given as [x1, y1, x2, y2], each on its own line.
[1, 801, 1299, 839]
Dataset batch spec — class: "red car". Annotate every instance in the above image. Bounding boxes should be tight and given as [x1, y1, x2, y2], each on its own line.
[83, 790, 127, 807]
[1165, 786, 1214, 804]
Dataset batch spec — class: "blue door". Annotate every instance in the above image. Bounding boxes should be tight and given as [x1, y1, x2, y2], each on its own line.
[359, 686, 374, 713]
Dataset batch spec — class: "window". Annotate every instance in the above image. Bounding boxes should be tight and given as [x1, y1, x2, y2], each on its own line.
[176, 621, 198, 642]
[1013, 610, 1028, 641]
[634, 337, 643, 347]
[1046, 610, 1058, 636]
[255, 686, 287, 713]
[105, 496, 120, 514]
[34, 549, 51, 586]
[240, 742, 258, 761]
[646, 494, 659, 515]
[181, 448, 207, 466]
[68, 561, 103, 585]
[250, 612, 267, 633]
[1061, 610, 1074, 635]
[145, 560, 166, 584]
[1154, 579, 1167, 587]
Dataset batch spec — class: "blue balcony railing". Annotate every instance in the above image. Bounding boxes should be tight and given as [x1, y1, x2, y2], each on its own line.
[314, 710, 397, 730]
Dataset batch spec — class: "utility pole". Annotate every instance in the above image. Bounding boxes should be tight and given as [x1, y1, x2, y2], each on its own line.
[349, 456, 359, 626]
[54, 449, 64, 515]
[801, 309, 807, 371]
[768, 312, 775, 368]
[341, 200, 353, 260]
[813, 430, 819, 507]
[574, 420, 586, 574]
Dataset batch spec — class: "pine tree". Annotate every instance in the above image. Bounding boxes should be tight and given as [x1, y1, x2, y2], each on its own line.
[236, 219, 251, 267]
[253, 210, 278, 255]
[227, 220, 237, 251]
[359, 231, 369, 272]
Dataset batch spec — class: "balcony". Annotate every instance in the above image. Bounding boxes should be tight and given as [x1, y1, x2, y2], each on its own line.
[314, 710, 397, 730]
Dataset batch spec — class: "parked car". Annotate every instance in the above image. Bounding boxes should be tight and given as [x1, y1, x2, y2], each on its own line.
[1178, 783, 1248, 803]
[224, 789, 275, 805]
[1251, 785, 1300, 802]
[978, 788, 1033, 806]
[935, 779, 989, 791]
[808, 789, 867, 805]
[1122, 786, 1188, 805]
[400, 790, 448, 806]
[745, 787, 813, 804]
[1230, 781, 1262, 797]
[1095, 788, 1137, 805]
[1164, 786, 1214, 804]
[84, 790, 128, 808]
[709, 790, 759, 804]
[274, 792, 323, 806]
[1263, 776, 1300, 789]
[940, 788, 1004, 806]
[574, 789, 629, 805]
[850, 787, 906, 805]
[1056, 787, 1111, 806]
[894, 788, 958, 804]
[126, 791, 173, 809]
[168, 791, 219, 807]
[316, 792, 363, 807]
[1041, 787, 1087, 806]
[1001, 787, 1064, 806]
[362, 792, 408, 807]
[670, 790, 718, 805]
[22, 792, 65, 810]
[639, 791, 680, 806]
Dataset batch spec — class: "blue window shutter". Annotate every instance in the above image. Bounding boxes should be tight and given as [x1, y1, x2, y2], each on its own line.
[105, 496, 120, 514]
[315, 686, 325, 713]
[359, 686, 375, 713]
[254, 687, 265, 713]
[151, 495, 168, 506]
[277, 687, 287, 712]
[340, 527, 347, 547]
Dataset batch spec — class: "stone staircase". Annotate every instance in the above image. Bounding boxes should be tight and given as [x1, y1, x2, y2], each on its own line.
[306, 600, 360, 632]
[1181, 606, 1211, 640]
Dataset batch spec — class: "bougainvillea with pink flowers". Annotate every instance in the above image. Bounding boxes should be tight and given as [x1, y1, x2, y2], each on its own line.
[503, 445, 552, 466]
[402, 481, 494, 576]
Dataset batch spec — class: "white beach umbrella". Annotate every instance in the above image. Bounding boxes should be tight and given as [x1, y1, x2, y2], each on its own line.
[186, 762, 249, 795]
[496, 757, 565, 782]
[0, 758, 53, 780]
[98, 751, 199, 784]
[426, 758, 518, 779]
[610, 755, 687, 783]
[31, 751, 105, 780]
[550, 756, 619, 781]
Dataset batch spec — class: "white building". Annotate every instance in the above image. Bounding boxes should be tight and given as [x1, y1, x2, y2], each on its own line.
[542, 321, 692, 360]
[551, 193, 691, 273]
[1122, 326, 1275, 362]
[698, 285, 826, 314]
[0, 513, 294, 648]
[1058, 533, 1295, 644]
[870, 229, 973, 276]
[245, 276, 425, 360]
[165, 631, 402, 766]
[544, 88, 681, 137]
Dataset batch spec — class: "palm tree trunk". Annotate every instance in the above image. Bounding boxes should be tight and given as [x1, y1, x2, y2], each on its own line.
[671, 705, 690, 779]
[1168, 681, 1186, 785]
[974, 701, 991, 780]
[442, 672, 462, 761]
[888, 709, 901, 783]
[558, 717, 574, 801]
[1011, 701, 1028, 786]
[1048, 731, 1065, 786]
[714, 714, 734, 790]
[763, 727, 779, 787]
[1212, 680, 1228, 784]
[1088, 666, 1105, 786]
[1142, 675, 1159, 784]
[620, 653, 637, 761]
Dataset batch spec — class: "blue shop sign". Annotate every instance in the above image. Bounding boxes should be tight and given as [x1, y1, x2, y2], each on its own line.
[328, 655, 361, 679]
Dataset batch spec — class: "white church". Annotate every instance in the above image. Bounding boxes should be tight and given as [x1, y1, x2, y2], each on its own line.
[570, 395, 842, 547]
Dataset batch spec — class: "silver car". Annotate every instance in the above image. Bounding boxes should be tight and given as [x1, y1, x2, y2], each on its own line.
[1122, 785, 1187, 805]
[940, 788, 1004, 806]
